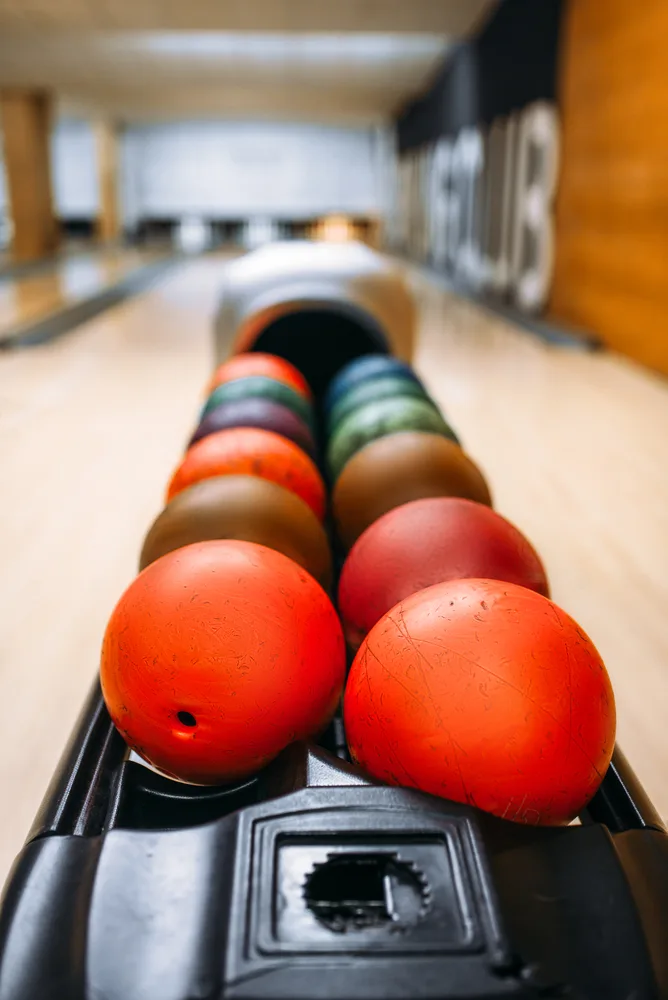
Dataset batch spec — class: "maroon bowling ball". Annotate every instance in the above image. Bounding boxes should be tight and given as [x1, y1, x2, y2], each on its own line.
[189, 397, 317, 457]
[338, 496, 550, 650]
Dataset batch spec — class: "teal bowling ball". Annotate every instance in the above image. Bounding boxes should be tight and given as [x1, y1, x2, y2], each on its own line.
[327, 396, 459, 482]
[324, 355, 422, 416]
[201, 375, 314, 430]
[327, 374, 432, 434]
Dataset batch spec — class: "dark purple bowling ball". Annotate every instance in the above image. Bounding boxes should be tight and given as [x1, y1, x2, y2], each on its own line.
[189, 397, 317, 458]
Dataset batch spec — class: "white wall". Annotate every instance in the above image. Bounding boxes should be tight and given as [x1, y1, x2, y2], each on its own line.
[1, 119, 393, 231]
[51, 119, 98, 218]
[373, 124, 397, 223]
[120, 121, 388, 220]
[0, 119, 98, 222]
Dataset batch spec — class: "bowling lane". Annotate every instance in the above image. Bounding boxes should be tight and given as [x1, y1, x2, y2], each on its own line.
[0, 255, 226, 883]
[408, 267, 668, 820]
[0, 246, 163, 338]
[1, 250, 667, 885]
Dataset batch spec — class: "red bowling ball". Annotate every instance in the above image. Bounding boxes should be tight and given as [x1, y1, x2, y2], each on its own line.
[338, 497, 549, 649]
[344, 578, 616, 826]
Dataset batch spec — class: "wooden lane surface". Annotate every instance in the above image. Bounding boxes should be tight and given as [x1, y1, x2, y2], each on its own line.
[0, 253, 666, 887]
[0, 247, 160, 337]
[0, 256, 221, 883]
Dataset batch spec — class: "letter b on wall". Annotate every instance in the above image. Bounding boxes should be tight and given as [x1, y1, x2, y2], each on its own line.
[511, 102, 560, 313]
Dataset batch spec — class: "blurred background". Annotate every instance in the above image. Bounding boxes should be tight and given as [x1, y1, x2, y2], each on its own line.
[0, 0, 666, 882]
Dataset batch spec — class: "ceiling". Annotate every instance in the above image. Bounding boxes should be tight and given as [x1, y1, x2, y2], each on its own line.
[0, 1, 496, 124]
[0, 1, 495, 33]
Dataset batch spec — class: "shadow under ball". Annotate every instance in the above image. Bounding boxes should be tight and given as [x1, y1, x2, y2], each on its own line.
[189, 397, 316, 458]
[332, 431, 493, 550]
[140, 475, 332, 589]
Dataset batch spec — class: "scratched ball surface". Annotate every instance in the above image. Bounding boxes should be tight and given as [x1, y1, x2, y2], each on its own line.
[101, 540, 345, 784]
[344, 578, 615, 824]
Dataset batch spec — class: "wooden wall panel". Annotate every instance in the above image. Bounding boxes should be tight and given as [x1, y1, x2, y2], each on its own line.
[95, 120, 121, 244]
[550, 0, 668, 374]
[0, 89, 59, 262]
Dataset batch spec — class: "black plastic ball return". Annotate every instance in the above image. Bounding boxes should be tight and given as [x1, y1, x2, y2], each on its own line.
[1, 288, 667, 1000]
[0, 682, 666, 1000]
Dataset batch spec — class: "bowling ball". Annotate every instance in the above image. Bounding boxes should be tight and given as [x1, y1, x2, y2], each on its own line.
[101, 540, 345, 784]
[344, 578, 616, 825]
[332, 432, 492, 549]
[201, 376, 314, 430]
[207, 352, 311, 400]
[324, 355, 423, 416]
[328, 398, 459, 483]
[327, 375, 431, 434]
[338, 498, 550, 650]
[140, 475, 332, 588]
[189, 397, 316, 457]
[167, 427, 326, 520]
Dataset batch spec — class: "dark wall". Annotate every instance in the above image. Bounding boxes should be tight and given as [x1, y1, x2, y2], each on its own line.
[397, 0, 564, 152]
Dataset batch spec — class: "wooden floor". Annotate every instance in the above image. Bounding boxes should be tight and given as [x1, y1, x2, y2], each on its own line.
[0, 253, 667, 886]
[0, 247, 158, 336]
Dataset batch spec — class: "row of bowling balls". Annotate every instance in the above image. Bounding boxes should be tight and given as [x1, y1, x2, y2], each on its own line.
[324, 356, 491, 549]
[99, 348, 616, 827]
[141, 353, 331, 584]
[147, 349, 493, 561]
[326, 355, 539, 644]
[322, 356, 616, 825]
[325, 355, 460, 482]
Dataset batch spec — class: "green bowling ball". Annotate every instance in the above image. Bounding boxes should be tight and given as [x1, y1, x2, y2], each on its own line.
[327, 396, 459, 482]
[327, 374, 431, 435]
[201, 375, 314, 430]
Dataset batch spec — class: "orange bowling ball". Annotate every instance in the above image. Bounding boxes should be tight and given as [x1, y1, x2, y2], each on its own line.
[101, 540, 345, 784]
[206, 352, 312, 399]
[344, 578, 616, 825]
[167, 426, 326, 520]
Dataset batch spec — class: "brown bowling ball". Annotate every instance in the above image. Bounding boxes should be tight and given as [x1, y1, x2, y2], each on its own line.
[140, 475, 332, 589]
[332, 431, 492, 550]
